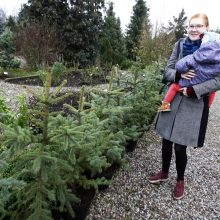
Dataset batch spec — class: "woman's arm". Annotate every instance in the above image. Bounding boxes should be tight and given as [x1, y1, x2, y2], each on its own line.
[163, 41, 180, 83]
[193, 74, 220, 99]
[164, 38, 195, 83]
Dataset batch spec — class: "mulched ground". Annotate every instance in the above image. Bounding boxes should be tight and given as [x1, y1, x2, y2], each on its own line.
[3, 71, 108, 87]
[1, 71, 108, 112]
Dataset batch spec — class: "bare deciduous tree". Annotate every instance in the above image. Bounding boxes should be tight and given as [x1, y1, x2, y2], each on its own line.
[14, 19, 62, 69]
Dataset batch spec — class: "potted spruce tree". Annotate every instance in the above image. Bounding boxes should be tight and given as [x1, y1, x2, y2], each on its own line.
[64, 86, 126, 190]
[119, 63, 162, 144]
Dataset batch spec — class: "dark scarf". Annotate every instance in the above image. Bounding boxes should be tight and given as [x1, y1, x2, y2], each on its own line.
[182, 37, 202, 57]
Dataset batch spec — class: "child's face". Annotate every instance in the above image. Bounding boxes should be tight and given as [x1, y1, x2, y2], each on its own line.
[188, 17, 209, 41]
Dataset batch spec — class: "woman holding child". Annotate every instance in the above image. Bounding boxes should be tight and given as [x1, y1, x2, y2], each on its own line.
[148, 13, 220, 200]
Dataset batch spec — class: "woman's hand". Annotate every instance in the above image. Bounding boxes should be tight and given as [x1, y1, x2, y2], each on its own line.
[181, 70, 196, 80]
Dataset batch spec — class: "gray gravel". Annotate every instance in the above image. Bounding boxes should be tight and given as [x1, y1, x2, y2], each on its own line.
[87, 92, 220, 220]
[1, 81, 219, 219]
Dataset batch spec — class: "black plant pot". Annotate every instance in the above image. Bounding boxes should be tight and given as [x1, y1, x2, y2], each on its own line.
[96, 164, 120, 190]
[125, 140, 138, 152]
[52, 188, 96, 220]
[73, 187, 96, 220]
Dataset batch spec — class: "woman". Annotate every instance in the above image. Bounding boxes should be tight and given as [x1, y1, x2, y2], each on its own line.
[148, 13, 220, 200]
[158, 31, 220, 112]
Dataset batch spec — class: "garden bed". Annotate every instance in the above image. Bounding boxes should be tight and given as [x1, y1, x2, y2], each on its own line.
[2, 71, 108, 87]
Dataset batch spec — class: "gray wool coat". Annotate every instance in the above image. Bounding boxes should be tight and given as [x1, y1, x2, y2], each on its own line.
[155, 37, 220, 147]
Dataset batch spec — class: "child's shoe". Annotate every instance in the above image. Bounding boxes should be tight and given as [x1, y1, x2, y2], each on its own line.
[158, 101, 171, 112]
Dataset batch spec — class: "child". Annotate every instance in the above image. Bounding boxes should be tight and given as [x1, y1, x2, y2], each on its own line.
[158, 32, 220, 112]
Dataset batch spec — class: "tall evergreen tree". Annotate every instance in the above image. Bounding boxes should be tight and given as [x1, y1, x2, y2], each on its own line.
[167, 9, 187, 42]
[19, 0, 69, 25]
[17, 4, 29, 24]
[0, 29, 19, 69]
[66, 0, 105, 67]
[100, 2, 126, 68]
[5, 16, 17, 33]
[136, 20, 153, 64]
[213, 28, 220, 34]
[126, 0, 151, 60]
[0, 9, 6, 35]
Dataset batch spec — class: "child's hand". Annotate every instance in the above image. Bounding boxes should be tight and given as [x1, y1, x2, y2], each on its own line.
[179, 87, 196, 97]
[179, 87, 188, 96]
[181, 70, 196, 80]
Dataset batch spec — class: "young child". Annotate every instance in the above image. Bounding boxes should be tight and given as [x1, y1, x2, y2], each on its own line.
[159, 32, 220, 112]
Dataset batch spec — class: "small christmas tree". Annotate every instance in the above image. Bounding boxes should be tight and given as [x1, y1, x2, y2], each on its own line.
[0, 64, 84, 219]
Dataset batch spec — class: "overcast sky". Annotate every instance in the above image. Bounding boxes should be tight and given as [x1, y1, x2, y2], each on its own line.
[1, 0, 220, 31]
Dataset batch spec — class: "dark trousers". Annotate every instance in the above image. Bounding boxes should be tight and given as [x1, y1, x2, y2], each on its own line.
[162, 138, 187, 181]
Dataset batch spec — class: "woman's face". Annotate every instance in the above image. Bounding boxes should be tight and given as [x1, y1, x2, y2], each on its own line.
[188, 17, 209, 41]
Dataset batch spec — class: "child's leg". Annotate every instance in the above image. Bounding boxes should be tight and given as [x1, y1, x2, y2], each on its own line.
[164, 83, 181, 103]
[208, 92, 216, 107]
[158, 83, 181, 112]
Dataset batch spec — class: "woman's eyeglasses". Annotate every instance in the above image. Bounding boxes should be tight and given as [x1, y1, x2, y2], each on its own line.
[188, 24, 204, 30]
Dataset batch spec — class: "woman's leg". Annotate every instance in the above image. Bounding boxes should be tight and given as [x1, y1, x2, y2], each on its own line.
[174, 143, 187, 180]
[173, 143, 187, 199]
[148, 138, 173, 183]
[162, 138, 173, 173]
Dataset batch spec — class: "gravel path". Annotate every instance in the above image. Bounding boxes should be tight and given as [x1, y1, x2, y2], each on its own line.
[87, 92, 220, 220]
[1, 81, 219, 219]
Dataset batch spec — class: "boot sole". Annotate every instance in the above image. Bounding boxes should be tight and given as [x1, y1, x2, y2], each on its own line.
[172, 193, 185, 200]
[148, 178, 169, 184]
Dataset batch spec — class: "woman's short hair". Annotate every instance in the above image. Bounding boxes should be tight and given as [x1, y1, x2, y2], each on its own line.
[189, 13, 209, 27]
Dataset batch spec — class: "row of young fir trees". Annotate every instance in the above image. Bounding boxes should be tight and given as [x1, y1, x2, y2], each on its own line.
[0, 0, 189, 70]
